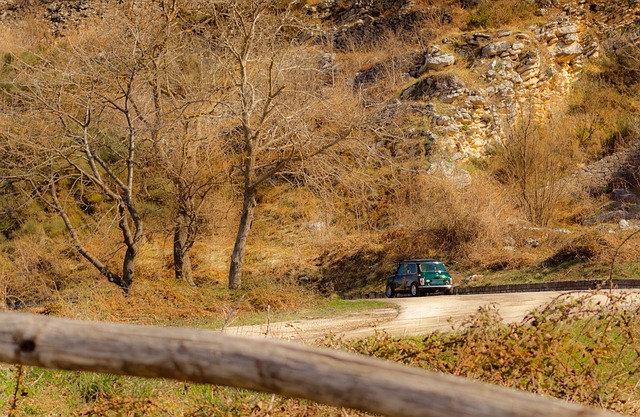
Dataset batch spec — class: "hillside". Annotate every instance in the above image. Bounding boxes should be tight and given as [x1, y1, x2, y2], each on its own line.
[0, 0, 640, 311]
[2, 1, 640, 416]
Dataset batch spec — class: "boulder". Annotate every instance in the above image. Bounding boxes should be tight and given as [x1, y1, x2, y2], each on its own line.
[554, 42, 583, 63]
[421, 53, 455, 71]
[555, 23, 578, 37]
[482, 41, 510, 57]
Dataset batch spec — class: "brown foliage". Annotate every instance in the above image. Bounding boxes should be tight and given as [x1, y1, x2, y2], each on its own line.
[540, 232, 613, 268]
[391, 173, 506, 261]
[329, 291, 640, 415]
[491, 108, 578, 226]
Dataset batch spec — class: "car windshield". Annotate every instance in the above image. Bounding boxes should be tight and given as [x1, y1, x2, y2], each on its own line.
[420, 262, 447, 272]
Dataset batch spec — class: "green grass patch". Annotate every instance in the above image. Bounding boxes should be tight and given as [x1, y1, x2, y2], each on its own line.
[457, 259, 640, 288]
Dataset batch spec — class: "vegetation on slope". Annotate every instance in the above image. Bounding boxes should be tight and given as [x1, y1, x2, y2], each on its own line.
[1, 0, 640, 413]
[3, 290, 640, 416]
[0, 0, 639, 302]
[329, 291, 640, 415]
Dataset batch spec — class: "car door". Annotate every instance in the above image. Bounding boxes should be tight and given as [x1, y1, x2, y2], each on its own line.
[406, 262, 418, 288]
[393, 263, 407, 291]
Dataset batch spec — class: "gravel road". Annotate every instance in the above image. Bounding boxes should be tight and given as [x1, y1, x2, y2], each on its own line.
[225, 291, 572, 343]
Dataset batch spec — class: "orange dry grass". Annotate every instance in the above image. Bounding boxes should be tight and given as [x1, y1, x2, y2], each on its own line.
[0, 18, 48, 52]
[48, 278, 217, 325]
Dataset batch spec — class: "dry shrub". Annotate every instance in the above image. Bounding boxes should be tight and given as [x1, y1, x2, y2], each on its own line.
[50, 279, 212, 324]
[0, 12, 49, 52]
[313, 239, 387, 295]
[48, 272, 318, 325]
[391, 172, 507, 262]
[539, 231, 613, 268]
[463, 0, 538, 30]
[332, 291, 640, 415]
[339, 34, 425, 105]
[605, 228, 640, 268]
[600, 29, 640, 91]
[539, 227, 640, 273]
[243, 274, 318, 313]
[1, 233, 75, 307]
[566, 69, 640, 161]
[492, 107, 580, 227]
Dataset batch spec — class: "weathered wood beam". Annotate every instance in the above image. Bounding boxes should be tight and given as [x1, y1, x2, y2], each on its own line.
[0, 312, 620, 417]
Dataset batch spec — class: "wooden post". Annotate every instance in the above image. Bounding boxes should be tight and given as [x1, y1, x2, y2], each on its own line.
[0, 312, 620, 417]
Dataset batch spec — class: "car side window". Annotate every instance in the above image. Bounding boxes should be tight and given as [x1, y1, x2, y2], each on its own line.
[407, 263, 417, 274]
[397, 264, 406, 275]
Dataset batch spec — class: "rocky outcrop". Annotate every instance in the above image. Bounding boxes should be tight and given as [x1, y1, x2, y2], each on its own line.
[309, 0, 453, 51]
[390, 0, 640, 159]
[0, 0, 103, 34]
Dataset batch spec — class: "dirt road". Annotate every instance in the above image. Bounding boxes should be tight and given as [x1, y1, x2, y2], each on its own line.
[225, 291, 571, 343]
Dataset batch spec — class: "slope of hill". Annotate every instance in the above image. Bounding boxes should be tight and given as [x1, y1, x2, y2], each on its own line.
[1, 0, 640, 307]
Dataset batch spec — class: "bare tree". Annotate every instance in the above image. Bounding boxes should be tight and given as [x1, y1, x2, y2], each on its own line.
[2, 2, 233, 289]
[130, 1, 229, 285]
[492, 106, 574, 226]
[1, 9, 155, 292]
[206, 0, 361, 289]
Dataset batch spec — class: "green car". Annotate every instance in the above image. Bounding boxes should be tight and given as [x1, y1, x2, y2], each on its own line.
[385, 259, 454, 297]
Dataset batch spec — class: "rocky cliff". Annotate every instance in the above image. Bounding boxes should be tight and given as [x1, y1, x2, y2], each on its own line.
[312, 0, 639, 160]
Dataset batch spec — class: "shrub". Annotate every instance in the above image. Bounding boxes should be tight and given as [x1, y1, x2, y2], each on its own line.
[330, 291, 640, 415]
[391, 172, 506, 261]
[464, 0, 537, 29]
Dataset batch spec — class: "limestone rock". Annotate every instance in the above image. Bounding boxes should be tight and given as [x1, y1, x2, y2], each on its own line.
[482, 41, 511, 57]
[554, 42, 583, 63]
[421, 53, 455, 72]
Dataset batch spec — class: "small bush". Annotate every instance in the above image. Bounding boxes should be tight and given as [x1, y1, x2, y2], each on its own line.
[540, 232, 612, 268]
[464, 0, 537, 29]
[391, 172, 506, 262]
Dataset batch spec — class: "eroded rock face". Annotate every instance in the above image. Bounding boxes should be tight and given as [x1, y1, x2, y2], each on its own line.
[386, 0, 640, 159]
[336, 0, 640, 162]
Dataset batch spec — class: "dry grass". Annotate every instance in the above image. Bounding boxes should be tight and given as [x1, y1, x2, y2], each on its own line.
[0, 14, 49, 52]
[3, 1, 640, 415]
[462, 0, 540, 30]
[566, 68, 640, 161]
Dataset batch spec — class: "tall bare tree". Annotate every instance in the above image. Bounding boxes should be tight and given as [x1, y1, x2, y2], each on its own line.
[206, 0, 361, 289]
[130, 0, 229, 285]
[2, 2, 233, 289]
[0, 8, 159, 292]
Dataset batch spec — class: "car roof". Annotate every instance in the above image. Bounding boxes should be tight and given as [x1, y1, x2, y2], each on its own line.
[401, 259, 443, 263]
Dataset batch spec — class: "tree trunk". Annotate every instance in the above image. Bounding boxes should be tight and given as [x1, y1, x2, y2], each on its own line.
[121, 245, 136, 293]
[228, 190, 256, 289]
[174, 211, 195, 286]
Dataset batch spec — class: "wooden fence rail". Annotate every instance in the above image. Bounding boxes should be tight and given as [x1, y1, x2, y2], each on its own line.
[0, 312, 620, 417]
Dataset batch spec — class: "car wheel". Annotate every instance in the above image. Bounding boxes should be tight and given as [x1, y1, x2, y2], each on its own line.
[410, 282, 419, 297]
[445, 288, 454, 295]
[385, 285, 396, 298]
